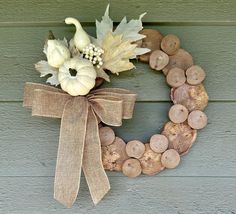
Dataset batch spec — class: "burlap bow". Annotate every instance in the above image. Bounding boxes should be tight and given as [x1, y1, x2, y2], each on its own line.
[23, 82, 136, 208]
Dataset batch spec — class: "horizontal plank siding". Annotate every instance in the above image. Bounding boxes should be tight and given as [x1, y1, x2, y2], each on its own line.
[0, 0, 235, 213]
[0, 0, 236, 24]
[1, 177, 236, 214]
[0, 26, 236, 101]
[0, 102, 235, 177]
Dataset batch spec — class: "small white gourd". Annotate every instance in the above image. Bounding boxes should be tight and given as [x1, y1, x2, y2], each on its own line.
[46, 39, 70, 68]
[65, 17, 91, 51]
[58, 57, 96, 96]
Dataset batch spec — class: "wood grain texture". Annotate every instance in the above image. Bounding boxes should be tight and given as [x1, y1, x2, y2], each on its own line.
[1, 177, 235, 214]
[0, 0, 236, 24]
[1, 26, 236, 101]
[1, 102, 235, 177]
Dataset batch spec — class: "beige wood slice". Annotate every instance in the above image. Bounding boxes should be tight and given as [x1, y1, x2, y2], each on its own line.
[168, 104, 189, 123]
[122, 158, 142, 178]
[139, 29, 163, 62]
[102, 137, 129, 171]
[186, 65, 206, 85]
[188, 110, 208, 130]
[162, 121, 197, 155]
[161, 149, 180, 169]
[161, 34, 180, 55]
[162, 49, 193, 75]
[150, 134, 169, 153]
[171, 83, 209, 111]
[166, 67, 186, 87]
[99, 126, 115, 146]
[149, 50, 169, 71]
[126, 140, 145, 159]
[139, 144, 164, 175]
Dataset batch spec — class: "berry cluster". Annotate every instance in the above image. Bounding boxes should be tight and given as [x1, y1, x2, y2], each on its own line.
[82, 43, 104, 68]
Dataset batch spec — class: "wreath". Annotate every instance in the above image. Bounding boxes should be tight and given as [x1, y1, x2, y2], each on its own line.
[23, 5, 208, 208]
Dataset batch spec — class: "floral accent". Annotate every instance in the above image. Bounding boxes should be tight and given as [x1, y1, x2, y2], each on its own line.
[35, 4, 150, 95]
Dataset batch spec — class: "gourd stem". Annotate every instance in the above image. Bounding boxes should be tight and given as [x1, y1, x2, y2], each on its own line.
[65, 17, 82, 31]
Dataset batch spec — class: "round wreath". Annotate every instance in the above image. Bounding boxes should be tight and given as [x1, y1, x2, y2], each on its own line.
[24, 4, 208, 207]
[100, 33, 208, 177]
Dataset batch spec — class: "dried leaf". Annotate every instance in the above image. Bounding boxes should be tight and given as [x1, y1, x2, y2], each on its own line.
[102, 33, 136, 74]
[131, 47, 151, 59]
[95, 68, 110, 82]
[95, 5, 150, 58]
[35, 60, 60, 86]
[95, 4, 113, 46]
[114, 13, 146, 42]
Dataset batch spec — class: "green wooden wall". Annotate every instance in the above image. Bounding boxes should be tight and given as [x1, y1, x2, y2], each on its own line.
[0, 0, 236, 213]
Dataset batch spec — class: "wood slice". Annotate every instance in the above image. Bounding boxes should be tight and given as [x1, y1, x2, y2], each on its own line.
[168, 104, 189, 123]
[171, 83, 209, 111]
[166, 67, 186, 87]
[188, 110, 208, 130]
[139, 29, 163, 62]
[139, 144, 164, 175]
[150, 134, 169, 153]
[149, 50, 169, 71]
[122, 158, 142, 178]
[162, 121, 197, 155]
[161, 149, 180, 169]
[186, 65, 206, 85]
[126, 140, 145, 159]
[102, 137, 129, 171]
[161, 34, 180, 55]
[162, 49, 193, 75]
[99, 126, 115, 146]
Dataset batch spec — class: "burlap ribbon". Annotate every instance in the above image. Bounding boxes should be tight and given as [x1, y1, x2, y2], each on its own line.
[23, 82, 136, 208]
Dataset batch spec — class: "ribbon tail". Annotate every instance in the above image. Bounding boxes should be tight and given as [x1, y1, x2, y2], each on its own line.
[54, 97, 88, 208]
[83, 107, 110, 205]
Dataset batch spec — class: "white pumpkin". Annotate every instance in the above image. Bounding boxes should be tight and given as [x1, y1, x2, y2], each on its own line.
[58, 57, 96, 96]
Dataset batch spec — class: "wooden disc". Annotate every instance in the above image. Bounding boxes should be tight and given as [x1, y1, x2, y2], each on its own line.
[171, 83, 209, 111]
[161, 149, 180, 169]
[162, 49, 193, 75]
[139, 29, 163, 62]
[188, 110, 208, 130]
[150, 134, 169, 153]
[168, 104, 189, 123]
[149, 50, 169, 71]
[161, 34, 180, 55]
[126, 140, 145, 159]
[162, 121, 197, 155]
[102, 137, 129, 171]
[186, 65, 206, 85]
[166, 67, 186, 87]
[99, 126, 115, 146]
[139, 144, 164, 175]
[122, 158, 142, 178]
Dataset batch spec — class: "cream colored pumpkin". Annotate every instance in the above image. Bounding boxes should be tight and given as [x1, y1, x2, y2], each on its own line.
[58, 57, 96, 96]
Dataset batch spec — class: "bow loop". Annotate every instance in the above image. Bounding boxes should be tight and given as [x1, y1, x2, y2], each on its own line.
[90, 88, 137, 119]
[89, 95, 123, 126]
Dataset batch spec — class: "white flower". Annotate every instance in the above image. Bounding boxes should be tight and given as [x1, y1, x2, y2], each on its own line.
[45, 39, 70, 68]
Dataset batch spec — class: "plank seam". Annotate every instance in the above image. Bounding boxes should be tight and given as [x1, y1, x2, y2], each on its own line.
[1, 21, 236, 27]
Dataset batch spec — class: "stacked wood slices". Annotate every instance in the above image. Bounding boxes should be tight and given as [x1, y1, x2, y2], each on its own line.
[100, 29, 209, 177]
